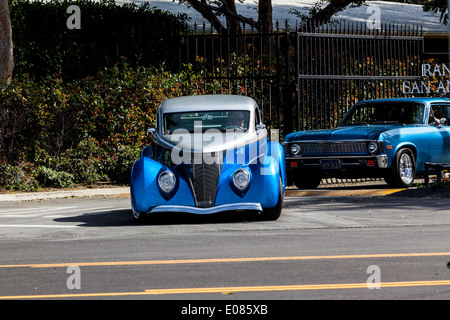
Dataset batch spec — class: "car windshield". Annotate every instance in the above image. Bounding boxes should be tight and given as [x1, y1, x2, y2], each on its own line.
[163, 110, 250, 134]
[339, 102, 425, 126]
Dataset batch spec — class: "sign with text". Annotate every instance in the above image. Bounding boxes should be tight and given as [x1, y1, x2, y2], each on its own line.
[403, 64, 450, 95]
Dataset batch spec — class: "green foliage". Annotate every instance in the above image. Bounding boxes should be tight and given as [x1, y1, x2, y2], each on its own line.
[36, 166, 74, 188]
[0, 163, 39, 192]
[11, 0, 189, 80]
[0, 62, 206, 190]
[103, 144, 141, 184]
[56, 136, 107, 185]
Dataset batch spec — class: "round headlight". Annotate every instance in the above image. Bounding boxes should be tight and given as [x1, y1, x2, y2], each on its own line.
[158, 170, 176, 193]
[368, 142, 378, 154]
[291, 144, 301, 155]
[233, 168, 250, 191]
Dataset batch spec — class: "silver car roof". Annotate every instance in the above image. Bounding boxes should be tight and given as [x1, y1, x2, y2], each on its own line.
[159, 95, 257, 114]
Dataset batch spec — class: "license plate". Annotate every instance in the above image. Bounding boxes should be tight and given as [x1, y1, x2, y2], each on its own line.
[320, 159, 341, 170]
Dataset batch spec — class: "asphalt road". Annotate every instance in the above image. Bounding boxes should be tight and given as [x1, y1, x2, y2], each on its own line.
[0, 186, 449, 306]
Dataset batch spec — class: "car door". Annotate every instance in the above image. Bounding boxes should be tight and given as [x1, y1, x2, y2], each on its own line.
[427, 103, 450, 163]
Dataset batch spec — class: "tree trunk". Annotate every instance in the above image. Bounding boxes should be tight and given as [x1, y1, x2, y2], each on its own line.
[223, 0, 240, 33]
[0, 0, 13, 84]
[258, 0, 273, 33]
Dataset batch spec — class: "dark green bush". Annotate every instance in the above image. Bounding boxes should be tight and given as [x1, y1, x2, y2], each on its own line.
[0, 62, 207, 190]
[0, 163, 39, 192]
[36, 166, 74, 188]
[0, 0, 202, 191]
[55, 135, 106, 185]
[103, 144, 141, 184]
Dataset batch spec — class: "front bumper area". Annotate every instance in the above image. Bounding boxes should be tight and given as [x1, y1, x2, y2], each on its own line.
[143, 202, 263, 215]
[286, 154, 388, 169]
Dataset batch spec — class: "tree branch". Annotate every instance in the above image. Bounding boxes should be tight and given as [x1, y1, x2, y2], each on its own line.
[180, 0, 227, 32]
[302, 0, 365, 27]
[181, 0, 259, 31]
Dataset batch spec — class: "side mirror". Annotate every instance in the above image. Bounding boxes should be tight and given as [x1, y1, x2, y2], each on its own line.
[147, 128, 156, 135]
[256, 124, 266, 131]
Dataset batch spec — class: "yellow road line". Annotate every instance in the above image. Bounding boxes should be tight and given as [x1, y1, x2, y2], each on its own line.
[0, 252, 448, 269]
[2, 280, 450, 299]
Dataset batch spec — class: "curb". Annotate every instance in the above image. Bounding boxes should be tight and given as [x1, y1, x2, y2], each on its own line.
[0, 187, 130, 202]
[0, 186, 404, 202]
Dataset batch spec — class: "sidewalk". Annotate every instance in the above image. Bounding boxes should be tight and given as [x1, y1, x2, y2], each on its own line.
[0, 187, 130, 202]
[0, 178, 437, 202]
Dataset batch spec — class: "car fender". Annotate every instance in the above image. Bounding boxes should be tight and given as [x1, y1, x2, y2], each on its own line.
[267, 140, 287, 192]
[215, 156, 281, 208]
[380, 130, 422, 170]
[130, 157, 195, 213]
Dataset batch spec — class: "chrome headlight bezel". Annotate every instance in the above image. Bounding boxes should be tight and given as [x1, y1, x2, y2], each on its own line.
[290, 143, 301, 155]
[158, 170, 176, 193]
[232, 168, 251, 191]
[367, 141, 378, 154]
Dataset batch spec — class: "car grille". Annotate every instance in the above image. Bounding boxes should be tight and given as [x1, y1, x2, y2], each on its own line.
[301, 142, 367, 155]
[189, 153, 222, 207]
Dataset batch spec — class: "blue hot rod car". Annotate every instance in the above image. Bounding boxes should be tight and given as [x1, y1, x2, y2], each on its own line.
[284, 98, 450, 188]
[130, 95, 286, 221]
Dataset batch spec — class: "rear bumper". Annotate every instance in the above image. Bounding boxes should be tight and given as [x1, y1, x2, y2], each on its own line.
[144, 202, 263, 215]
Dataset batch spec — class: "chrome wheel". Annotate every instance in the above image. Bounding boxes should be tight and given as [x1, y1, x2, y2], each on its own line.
[399, 152, 414, 185]
[132, 208, 140, 220]
[132, 208, 147, 222]
[385, 148, 415, 188]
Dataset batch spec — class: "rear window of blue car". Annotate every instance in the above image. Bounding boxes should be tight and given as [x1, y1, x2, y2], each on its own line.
[340, 102, 425, 125]
[163, 110, 250, 134]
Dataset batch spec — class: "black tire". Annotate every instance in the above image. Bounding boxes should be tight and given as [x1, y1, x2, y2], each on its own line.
[132, 209, 148, 223]
[384, 148, 416, 188]
[259, 177, 283, 221]
[292, 169, 322, 189]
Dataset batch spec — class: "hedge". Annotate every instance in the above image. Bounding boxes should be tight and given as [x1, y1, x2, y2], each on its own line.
[0, 62, 207, 190]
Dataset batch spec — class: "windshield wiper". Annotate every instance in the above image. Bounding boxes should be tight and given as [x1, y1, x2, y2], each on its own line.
[372, 121, 405, 126]
[372, 121, 399, 124]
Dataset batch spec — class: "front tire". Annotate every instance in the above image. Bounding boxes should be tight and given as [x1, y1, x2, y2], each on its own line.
[132, 208, 148, 223]
[292, 169, 322, 189]
[384, 148, 416, 188]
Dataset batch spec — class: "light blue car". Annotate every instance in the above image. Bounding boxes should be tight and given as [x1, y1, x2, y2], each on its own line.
[130, 95, 286, 221]
[284, 98, 450, 189]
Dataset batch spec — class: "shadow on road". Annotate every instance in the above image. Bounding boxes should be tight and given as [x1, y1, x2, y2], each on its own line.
[53, 185, 450, 227]
[53, 209, 135, 227]
[53, 208, 261, 227]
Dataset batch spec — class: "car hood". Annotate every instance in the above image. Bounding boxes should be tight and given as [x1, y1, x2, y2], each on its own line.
[156, 131, 265, 153]
[284, 125, 400, 142]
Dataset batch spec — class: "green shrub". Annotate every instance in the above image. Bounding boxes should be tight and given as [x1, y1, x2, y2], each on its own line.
[36, 166, 74, 188]
[0, 163, 39, 192]
[0, 63, 207, 187]
[103, 144, 141, 184]
[56, 135, 107, 185]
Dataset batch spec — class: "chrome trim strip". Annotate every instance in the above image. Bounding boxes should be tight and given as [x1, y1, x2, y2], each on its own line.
[284, 139, 375, 144]
[286, 155, 382, 160]
[147, 203, 263, 215]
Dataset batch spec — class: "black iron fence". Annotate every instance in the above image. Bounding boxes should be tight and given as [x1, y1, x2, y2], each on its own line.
[176, 22, 425, 137]
[11, 18, 428, 139]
